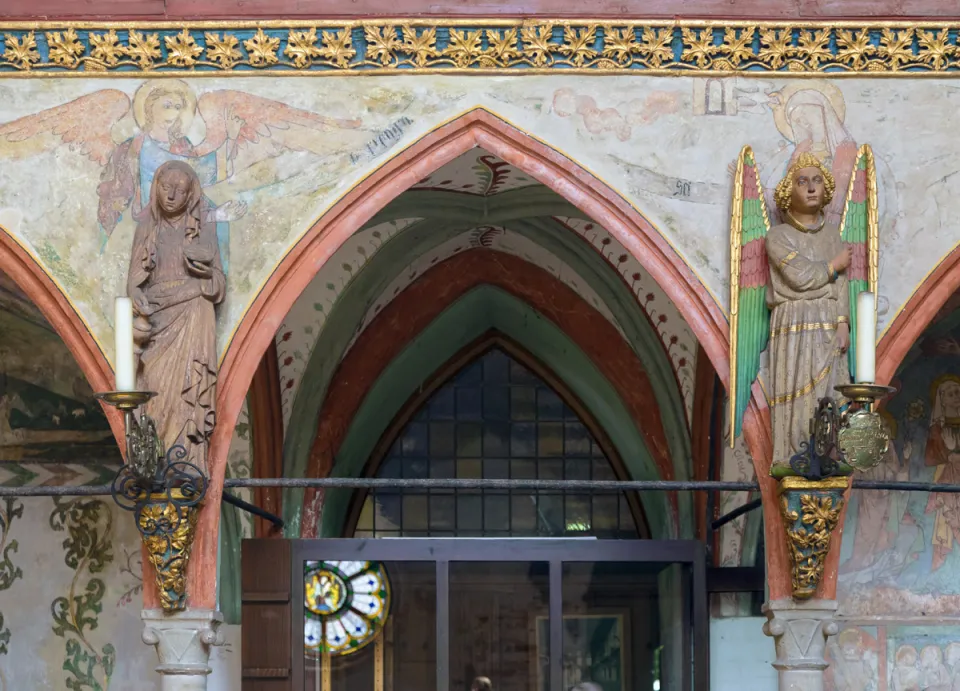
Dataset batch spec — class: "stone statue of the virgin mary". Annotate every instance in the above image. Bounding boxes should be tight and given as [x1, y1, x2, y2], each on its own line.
[128, 160, 225, 473]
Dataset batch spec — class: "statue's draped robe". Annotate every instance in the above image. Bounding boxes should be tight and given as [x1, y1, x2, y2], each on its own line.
[129, 192, 225, 474]
[765, 221, 850, 465]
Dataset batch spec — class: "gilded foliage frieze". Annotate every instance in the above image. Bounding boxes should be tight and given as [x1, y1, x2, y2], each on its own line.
[0, 22, 958, 75]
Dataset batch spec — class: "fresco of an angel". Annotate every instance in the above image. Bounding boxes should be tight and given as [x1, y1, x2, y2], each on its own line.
[728, 144, 879, 474]
[0, 79, 366, 271]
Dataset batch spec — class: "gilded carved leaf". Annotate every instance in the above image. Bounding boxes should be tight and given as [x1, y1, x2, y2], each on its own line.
[601, 26, 639, 64]
[445, 28, 483, 68]
[46, 28, 85, 67]
[879, 28, 915, 70]
[483, 28, 521, 66]
[638, 27, 673, 68]
[799, 494, 841, 533]
[796, 29, 832, 69]
[243, 27, 280, 67]
[787, 526, 818, 551]
[716, 27, 756, 67]
[836, 28, 876, 70]
[285, 28, 321, 68]
[2, 32, 40, 69]
[520, 23, 555, 66]
[917, 28, 955, 70]
[164, 28, 203, 67]
[205, 32, 242, 68]
[400, 26, 439, 67]
[681, 27, 716, 68]
[780, 495, 799, 522]
[127, 30, 162, 69]
[318, 28, 356, 68]
[89, 30, 125, 67]
[364, 25, 401, 66]
[758, 28, 791, 69]
[559, 25, 597, 66]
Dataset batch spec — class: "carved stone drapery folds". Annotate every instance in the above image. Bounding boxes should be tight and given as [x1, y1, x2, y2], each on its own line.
[778, 476, 848, 600]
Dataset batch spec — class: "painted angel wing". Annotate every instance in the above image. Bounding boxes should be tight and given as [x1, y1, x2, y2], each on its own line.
[839, 144, 879, 381]
[729, 146, 772, 444]
[0, 90, 131, 166]
[196, 90, 365, 164]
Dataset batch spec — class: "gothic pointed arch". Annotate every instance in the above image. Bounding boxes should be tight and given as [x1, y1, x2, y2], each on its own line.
[196, 107, 774, 608]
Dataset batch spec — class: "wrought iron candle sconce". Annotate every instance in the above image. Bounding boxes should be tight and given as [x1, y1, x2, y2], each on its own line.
[95, 390, 208, 612]
[782, 383, 896, 482]
[777, 382, 895, 600]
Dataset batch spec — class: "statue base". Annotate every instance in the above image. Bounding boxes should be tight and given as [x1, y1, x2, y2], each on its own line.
[777, 476, 849, 600]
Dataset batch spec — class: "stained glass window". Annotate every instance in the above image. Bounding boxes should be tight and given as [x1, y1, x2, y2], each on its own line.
[352, 347, 639, 538]
[303, 560, 391, 658]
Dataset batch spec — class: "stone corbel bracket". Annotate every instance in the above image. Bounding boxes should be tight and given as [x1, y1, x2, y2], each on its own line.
[777, 476, 849, 600]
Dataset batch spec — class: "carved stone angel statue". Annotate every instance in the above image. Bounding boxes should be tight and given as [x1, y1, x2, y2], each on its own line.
[729, 147, 879, 475]
[129, 160, 225, 474]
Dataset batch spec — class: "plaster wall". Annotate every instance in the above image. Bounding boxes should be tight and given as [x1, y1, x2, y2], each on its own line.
[0, 74, 944, 379]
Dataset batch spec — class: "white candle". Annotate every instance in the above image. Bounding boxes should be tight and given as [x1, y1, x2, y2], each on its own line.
[855, 291, 876, 384]
[114, 297, 136, 392]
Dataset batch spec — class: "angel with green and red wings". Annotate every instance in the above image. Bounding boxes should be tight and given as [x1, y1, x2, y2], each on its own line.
[729, 145, 879, 474]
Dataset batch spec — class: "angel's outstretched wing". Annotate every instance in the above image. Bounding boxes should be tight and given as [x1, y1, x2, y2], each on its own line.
[840, 144, 879, 381]
[0, 90, 131, 166]
[729, 146, 772, 444]
[196, 90, 365, 170]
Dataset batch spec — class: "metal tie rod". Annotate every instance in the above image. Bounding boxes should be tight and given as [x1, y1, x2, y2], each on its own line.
[8, 477, 960, 497]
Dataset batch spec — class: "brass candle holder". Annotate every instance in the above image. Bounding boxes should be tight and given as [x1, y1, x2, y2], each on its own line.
[834, 383, 897, 473]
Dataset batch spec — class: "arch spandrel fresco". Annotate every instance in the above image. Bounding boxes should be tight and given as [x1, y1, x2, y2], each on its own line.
[0, 74, 952, 359]
[826, 288, 960, 691]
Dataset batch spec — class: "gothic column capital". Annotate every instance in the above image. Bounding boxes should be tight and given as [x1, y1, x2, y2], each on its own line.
[762, 599, 839, 691]
[141, 609, 224, 679]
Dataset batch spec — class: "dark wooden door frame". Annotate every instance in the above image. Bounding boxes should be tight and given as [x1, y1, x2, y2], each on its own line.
[257, 538, 708, 691]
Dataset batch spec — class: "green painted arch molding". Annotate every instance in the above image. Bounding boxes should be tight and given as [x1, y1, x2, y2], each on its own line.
[281, 219, 693, 536]
[317, 285, 674, 540]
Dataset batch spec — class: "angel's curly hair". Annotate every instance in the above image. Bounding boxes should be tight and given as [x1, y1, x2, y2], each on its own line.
[773, 152, 835, 213]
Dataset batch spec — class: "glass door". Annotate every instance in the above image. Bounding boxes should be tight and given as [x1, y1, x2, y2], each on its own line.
[292, 539, 707, 691]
